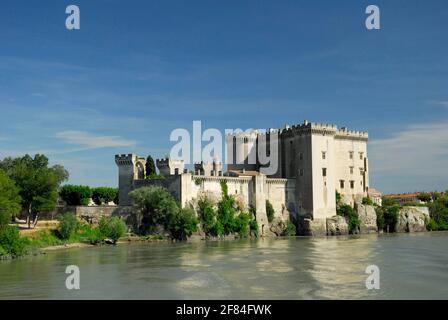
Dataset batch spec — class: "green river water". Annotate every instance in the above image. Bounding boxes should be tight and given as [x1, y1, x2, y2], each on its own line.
[1, 232, 447, 299]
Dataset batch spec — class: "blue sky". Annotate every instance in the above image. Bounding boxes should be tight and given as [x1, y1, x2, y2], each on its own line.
[0, 0, 447, 193]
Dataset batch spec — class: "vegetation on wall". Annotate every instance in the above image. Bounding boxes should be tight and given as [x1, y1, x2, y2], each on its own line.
[361, 197, 373, 205]
[335, 191, 360, 234]
[265, 200, 275, 223]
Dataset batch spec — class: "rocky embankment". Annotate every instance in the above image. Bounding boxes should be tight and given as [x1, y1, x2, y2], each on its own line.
[299, 205, 430, 236]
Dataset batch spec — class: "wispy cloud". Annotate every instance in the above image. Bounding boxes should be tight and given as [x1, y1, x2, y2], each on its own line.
[56, 131, 137, 149]
[429, 100, 448, 108]
[369, 121, 448, 192]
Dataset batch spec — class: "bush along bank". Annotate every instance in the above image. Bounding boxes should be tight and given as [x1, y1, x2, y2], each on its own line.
[0, 213, 128, 259]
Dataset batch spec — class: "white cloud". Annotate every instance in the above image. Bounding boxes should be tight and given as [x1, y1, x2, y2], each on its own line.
[369, 121, 448, 192]
[429, 100, 448, 108]
[56, 130, 137, 149]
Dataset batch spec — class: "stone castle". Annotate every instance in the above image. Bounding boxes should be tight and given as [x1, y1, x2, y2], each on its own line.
[116, 120, 370, 236]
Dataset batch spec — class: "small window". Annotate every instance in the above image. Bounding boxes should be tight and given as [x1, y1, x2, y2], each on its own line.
[350, 181, 355, 189]
[349, 151, 354, 159]
[299, 152, 303, 160]
[322, 168, 327, 177]
[360, 168, 364, 175]
[322, 151, 326, 160]
[299, 169, 304, 176]
[340, 180, 345, 189]
[359, 152, 364, 160]
[349, 166, 354, 174]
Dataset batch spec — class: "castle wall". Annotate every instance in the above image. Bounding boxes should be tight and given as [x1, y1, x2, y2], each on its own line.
[310, 133, 337, 220]
[334, 132, 368, 206]
[265, 178, 289, 220]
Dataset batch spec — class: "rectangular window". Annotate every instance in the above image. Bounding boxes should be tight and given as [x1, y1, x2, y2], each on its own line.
[350, 166, 354, 174]
[350, 181, 354, 189]
[340, 180, 345, 189]
[359, 152, 364, 160]
[360, 168, 364, 175]
[322, 151, 326, 160]
[322, 168, 327, 177]
[299, 152, 303, 160]
[299, 169, 304, 176]
[349, 151, 354, 159]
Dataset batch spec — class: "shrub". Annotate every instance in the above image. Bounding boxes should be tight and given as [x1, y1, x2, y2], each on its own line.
[98, 216, 127, 244]
[234, 212, 251, 237]
[0, 245, 7, 256]
[249, 218, 258, 236]
[92, 187, 118, 205]
[362, 197, 373, 205]
[28, 229, 63, 247]
[58, 213, 79, 240]
[266, 200, 275, 223]
[60, 185, 92, 206]
[284, 221, 296, 236]
[0, 225, 28, 256]
[337, 204, 360, 234]
[167, 207, 198, 240]
[375, 207, 385, 231]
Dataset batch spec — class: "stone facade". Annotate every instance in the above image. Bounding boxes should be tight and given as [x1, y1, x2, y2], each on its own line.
[115, 120, 371, 236]
[357, 204, 378, 233]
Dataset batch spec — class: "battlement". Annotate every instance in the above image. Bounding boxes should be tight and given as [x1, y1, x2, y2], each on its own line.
[156, 158, 185, 175]
[335, 127, 368, 140]
[115, 154, 135, 166]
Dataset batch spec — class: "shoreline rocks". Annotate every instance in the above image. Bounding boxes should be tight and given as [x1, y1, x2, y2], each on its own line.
[396, 206, 429, 233]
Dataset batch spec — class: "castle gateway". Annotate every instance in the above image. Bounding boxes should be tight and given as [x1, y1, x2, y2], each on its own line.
[116, 121, 369, 236]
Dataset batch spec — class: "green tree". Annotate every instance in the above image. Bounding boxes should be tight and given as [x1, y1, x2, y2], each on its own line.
[417, 192, 432, 203]
[217, 181, 238, 234]
[145, 155, 156, 178]
[265, 200, 275, 223]
[92, 187, 118, 205]
[128, 186, 180, 234]
[0, 154, 69, 228]
[197, 196, 219, 235]
[60, 185, 92, 206]
[0, 170, 22, 227]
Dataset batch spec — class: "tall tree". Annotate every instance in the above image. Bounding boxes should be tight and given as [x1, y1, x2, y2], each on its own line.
[0, 154, 69, 228]
[145, 155, 156, 178]
[0, 170, 22, 227]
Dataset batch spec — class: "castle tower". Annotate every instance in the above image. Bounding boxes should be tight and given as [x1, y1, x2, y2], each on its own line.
[115, 154, 146, 206]
[156, 158, 185, 176]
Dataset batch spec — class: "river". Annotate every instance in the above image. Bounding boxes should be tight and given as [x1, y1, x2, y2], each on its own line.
[1, 232, 447, 299]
